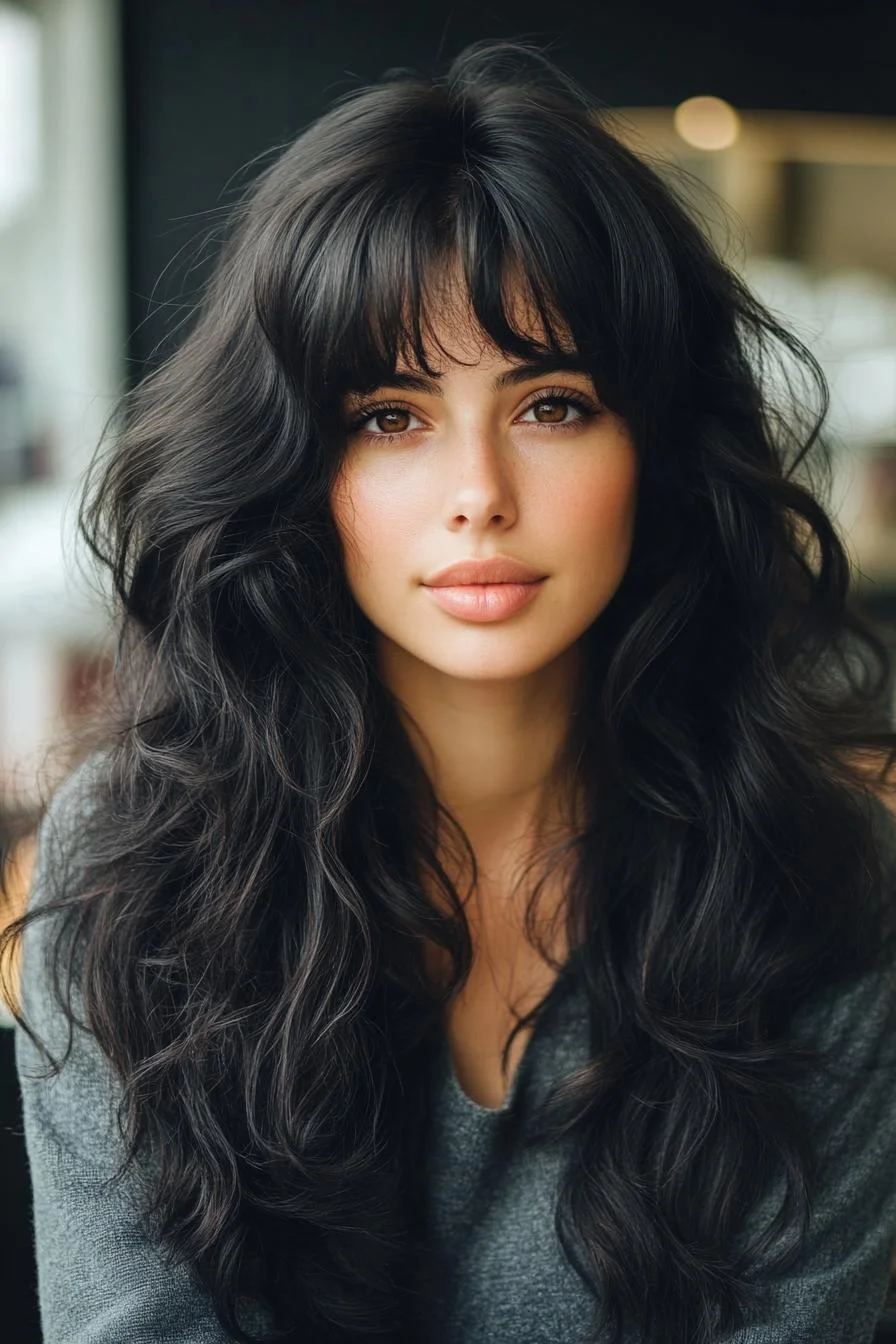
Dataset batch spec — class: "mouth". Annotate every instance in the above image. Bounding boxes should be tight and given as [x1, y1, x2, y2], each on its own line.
[422, 577, 547, 623]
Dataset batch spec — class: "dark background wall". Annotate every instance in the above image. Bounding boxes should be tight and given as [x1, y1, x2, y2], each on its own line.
[121, 0, 896, 375]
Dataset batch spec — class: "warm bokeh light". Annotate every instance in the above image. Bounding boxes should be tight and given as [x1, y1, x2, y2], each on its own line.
[673, 95, 741, 151]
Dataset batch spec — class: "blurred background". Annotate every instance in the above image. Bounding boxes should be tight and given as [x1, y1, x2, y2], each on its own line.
[1, 1, 895, 1338]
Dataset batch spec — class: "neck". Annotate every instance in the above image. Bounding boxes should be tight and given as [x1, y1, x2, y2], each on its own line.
[377, 635, 586, 903]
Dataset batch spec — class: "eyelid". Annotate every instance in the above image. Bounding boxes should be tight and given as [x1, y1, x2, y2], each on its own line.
[518, 385, 601, 414]
[346, 397, 422, 428]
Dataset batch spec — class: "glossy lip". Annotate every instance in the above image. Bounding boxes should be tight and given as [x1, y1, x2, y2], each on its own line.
[422, 555, 547, 587]
[424, 578, 546, 623]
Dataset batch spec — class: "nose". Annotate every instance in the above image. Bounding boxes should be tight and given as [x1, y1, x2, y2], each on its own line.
[442, 429, 519, 530]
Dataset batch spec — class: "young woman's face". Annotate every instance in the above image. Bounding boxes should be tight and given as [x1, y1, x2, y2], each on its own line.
[329, 282, 639, 687]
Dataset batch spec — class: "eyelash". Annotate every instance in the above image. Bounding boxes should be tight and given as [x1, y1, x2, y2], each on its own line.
[344, 386, 602, 444]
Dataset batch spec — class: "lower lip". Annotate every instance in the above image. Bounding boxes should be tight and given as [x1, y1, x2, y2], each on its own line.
[423, 579, 546, 622]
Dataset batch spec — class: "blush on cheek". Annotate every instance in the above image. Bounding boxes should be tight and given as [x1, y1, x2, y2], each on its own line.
[564, 464, 637, 533]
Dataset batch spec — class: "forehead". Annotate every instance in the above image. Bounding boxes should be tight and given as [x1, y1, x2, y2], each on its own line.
[424, 259, 572, 355]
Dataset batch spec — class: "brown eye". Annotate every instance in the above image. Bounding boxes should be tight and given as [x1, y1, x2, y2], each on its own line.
[348, 403, 423, 439]
[530, 399, 570, 424]
[519, 393, 594, 428]
[372, 409, 412, 433]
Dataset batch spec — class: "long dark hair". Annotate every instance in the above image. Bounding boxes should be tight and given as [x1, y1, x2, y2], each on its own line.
[5, 38, 896, 1344]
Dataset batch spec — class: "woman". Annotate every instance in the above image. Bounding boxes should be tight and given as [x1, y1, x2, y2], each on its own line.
[5, 38, 896, 1344]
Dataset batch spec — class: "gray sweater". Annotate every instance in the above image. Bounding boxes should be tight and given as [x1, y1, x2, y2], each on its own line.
[14, 758, 896, 1342]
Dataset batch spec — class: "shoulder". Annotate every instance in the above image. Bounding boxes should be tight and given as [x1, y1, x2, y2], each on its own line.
[27, 749, 113, 906]
[17, 748, 114, 1066]
[792, 789, 896, 1065]
[783, 793, 896, 1149]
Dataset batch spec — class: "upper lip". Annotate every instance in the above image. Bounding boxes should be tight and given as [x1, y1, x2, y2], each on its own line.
[423, 556, 547, 586]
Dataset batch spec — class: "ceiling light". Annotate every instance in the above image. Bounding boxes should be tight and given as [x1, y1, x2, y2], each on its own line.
[673, 96, 741, 151]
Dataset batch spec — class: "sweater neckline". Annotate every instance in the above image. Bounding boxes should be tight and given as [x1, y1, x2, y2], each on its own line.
[438, 943, 584, 1118]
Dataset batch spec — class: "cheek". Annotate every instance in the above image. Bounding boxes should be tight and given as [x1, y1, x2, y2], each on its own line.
[330, 469, 416, 582]
[554, 451, 639, 554]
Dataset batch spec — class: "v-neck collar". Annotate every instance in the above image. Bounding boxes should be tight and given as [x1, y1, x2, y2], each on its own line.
[437, 943, 585, 1117]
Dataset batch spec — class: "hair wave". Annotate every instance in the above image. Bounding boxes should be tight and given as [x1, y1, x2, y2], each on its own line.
[5, 37, 896, 1344]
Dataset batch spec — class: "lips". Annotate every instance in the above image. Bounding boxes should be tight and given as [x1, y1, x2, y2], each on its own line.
[424, 578, 546, 622]
[423, 556, 546, 586]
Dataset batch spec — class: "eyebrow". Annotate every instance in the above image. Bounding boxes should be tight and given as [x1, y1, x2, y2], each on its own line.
[342, 354, 594, 401]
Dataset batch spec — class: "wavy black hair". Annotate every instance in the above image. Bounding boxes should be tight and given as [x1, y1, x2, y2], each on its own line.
[5, 37, 896, 1344]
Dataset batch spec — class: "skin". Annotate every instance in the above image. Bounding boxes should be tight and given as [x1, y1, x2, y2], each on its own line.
[330, 270, 640, 902]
